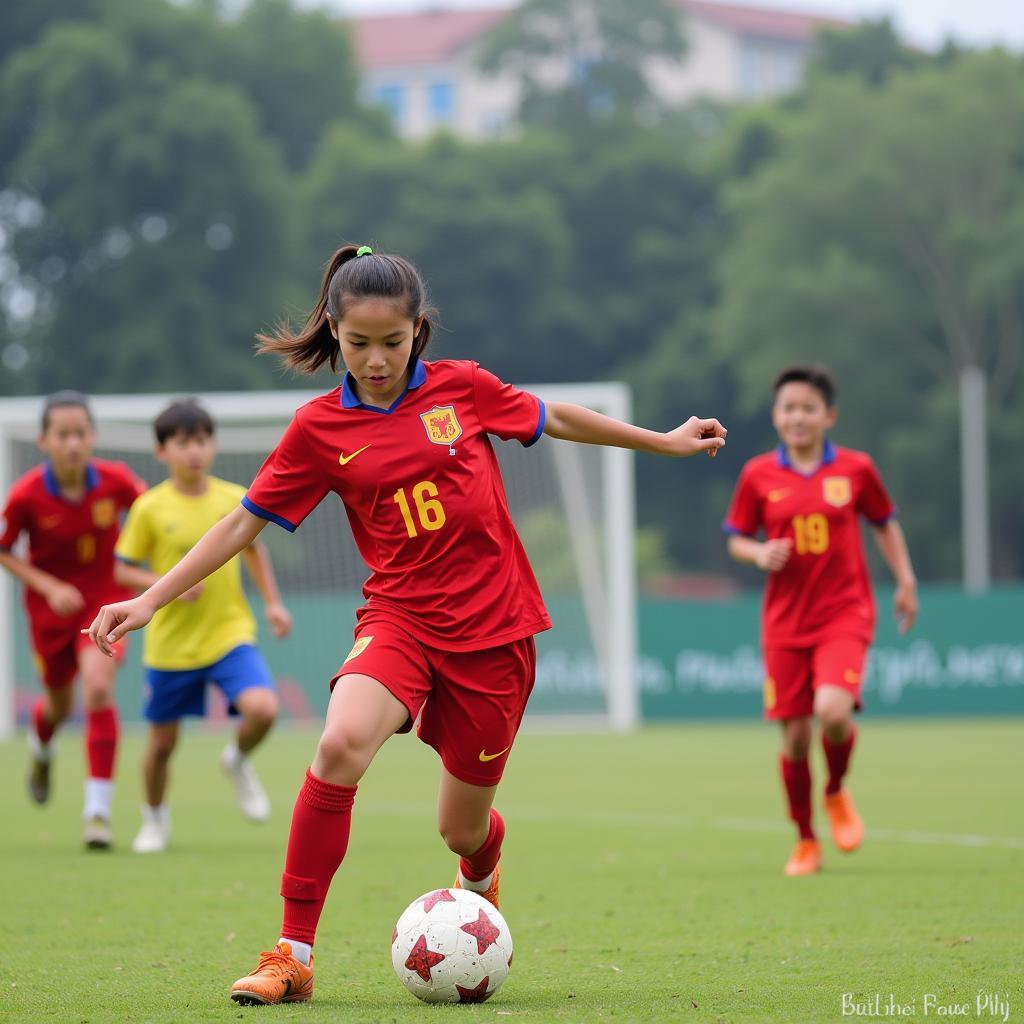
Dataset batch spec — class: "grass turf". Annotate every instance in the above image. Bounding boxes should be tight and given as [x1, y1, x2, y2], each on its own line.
[2, 719, 1022, 1023]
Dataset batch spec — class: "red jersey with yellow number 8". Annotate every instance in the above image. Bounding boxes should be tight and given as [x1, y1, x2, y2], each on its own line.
[244, 359, 552, 652]
[723, 441, 894, 646]
[0, 459, 145, 631]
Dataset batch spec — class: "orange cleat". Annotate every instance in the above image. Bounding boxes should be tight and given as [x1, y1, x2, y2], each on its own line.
[454, 862, 500, 910]
[824, 790, 864, 853]
[229, 942, 314, 1005]
[784, 839, 822, 877]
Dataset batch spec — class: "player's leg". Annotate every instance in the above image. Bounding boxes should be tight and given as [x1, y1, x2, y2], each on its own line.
[231, 671, 413, 1005]
[26, 638, 76, 805]
[214, 645, 279, 823]
[133, 722, 179, 853]
[766, 646, 821, 875]
[421, 637, 536, 910]
[439, 771, 504, 908]
[78, 642, 121, 849]
[813, 638, 867, 853]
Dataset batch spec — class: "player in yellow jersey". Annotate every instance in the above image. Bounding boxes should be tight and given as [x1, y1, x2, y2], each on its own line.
[114, 400, 292, 853]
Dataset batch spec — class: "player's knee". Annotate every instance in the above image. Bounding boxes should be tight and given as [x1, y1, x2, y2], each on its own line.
[314, 727, 372, 782]
[438, 820, 488, 858]
[151, 735, 177, 761]
[244, 689, 278, 729]
[815, 699, 851, 734]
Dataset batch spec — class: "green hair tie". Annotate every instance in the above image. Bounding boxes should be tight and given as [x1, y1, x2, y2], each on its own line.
[356, 245, 373, 257]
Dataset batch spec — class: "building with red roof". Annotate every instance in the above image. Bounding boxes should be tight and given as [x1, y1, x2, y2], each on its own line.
[349, 1, 849, 139]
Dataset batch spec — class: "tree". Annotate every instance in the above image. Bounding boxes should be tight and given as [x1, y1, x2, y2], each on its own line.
[0, 20, 294, 394]
[808, 17, 921, 87]
[716, 53, 1024, 582]
[477, 0, 687, 131]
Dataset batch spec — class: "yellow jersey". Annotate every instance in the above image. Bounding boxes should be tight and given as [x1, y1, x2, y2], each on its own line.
[115, 476, 257, 670]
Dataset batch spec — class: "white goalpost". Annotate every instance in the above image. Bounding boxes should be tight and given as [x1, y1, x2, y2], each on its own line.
[0, 383, 636, 739]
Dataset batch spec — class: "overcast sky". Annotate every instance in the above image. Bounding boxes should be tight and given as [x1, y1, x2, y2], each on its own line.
[323, 0, 1024, 51]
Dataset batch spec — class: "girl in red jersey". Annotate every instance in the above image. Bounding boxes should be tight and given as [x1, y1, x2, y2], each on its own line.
[87, 244, 727, 1005]
[723, 365, 918, 877]
[0, 391, 145, 848]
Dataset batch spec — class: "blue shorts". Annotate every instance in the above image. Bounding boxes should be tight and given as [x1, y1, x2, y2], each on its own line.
[144, 644, 275, 724]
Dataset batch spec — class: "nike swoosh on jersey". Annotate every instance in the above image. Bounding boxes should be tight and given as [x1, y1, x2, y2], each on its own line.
[478, 746, 511, 763]
[338, 444, 371, 466]
[767, 488, 792, 503]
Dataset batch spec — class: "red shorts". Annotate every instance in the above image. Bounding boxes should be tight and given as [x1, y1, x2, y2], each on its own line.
[332, 618, 536, 786]
[30, 614, 127, 690]
[762, 636, 868, 720]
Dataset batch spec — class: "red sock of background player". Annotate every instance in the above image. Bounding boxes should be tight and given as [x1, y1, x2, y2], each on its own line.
[459, 807, 505, 886]
[32, 698, 57, 749]
[278, 769, 357, 965]
[822, 724, 857, 797]
[780, 756, 815, 841]
[84, 706, 118, 820]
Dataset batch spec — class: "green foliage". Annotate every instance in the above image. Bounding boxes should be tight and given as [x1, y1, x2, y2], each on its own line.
[478, 0, 686, 131]
[808, 17, 922, 86]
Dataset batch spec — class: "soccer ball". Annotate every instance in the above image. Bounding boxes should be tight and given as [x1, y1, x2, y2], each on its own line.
[391, 887, 513, 1003]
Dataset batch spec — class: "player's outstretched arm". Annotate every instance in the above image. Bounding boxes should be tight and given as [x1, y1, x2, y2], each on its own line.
[544, 402, 726, 458]
[871, 519, 918, 633]
[87, 505, 267, 655]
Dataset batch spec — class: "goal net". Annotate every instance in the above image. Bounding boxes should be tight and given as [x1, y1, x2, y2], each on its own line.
[0, 384, 636, 737]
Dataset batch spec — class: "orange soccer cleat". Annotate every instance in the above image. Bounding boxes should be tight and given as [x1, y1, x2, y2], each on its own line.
[229, 942, 314, 1006]
[824, 790, 864, 853]
[454, 863, 501, 910]
[783, 839, 822, 877]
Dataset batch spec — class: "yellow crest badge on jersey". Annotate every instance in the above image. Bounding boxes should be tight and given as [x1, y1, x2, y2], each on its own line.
[91, 498, 116, 528]
[419, 405, 463, 446]
[822, 477, 851, 508]
[344, 635, 374, 664]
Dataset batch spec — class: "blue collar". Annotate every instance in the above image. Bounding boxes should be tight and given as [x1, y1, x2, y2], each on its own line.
[43, 461, 100, 498]
[340, 358, 426, 414]
[777, 439, 836, 474]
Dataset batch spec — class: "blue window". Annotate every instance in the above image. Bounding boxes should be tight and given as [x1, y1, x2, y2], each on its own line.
[374, 84, 406, 122]
[428, 81, 455, 123]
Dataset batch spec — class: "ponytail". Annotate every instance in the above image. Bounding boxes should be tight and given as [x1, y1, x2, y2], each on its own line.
[257, 244, 437, 375]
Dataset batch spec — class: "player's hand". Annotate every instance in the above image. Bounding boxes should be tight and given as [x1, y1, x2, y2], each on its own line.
[265, 601, 293, 640]
[756, 538, 793, 573]
[46, 581, 85, 617]
[663, 417, 727, 458]
[894, 580, 918, 634]
[176, 582, 204, 603]
[83, 597, 156, 657]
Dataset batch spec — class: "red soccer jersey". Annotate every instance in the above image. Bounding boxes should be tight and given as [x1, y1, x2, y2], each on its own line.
[723, 441, 895, 646]
[244, 358, 552, 652]
[0, 459, 146, 630]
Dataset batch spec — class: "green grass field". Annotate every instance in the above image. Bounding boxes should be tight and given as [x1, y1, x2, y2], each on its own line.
[3, 720, 1022, 1023]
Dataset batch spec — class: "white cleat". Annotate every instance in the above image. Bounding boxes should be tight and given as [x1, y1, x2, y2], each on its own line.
[83, 815, 114, 850]
[132, 815, 170, 854]
[221, 746, 270, 822]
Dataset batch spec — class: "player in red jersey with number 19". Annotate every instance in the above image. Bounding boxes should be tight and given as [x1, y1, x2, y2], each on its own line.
[87, 244, 727, 1005]
[0, 391, 145, 848]
[723, 365, 917, 876]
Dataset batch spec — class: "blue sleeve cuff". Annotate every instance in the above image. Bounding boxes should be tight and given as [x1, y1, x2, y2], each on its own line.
[721, 523, 754, 537]
[524, 398, 546, 448]
[242, 495, 297, 533]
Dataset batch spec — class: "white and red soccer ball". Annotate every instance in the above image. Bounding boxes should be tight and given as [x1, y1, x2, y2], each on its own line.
[391, 887, 513, 1003]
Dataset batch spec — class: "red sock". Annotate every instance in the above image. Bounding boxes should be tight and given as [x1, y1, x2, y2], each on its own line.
[780, 756, 815, 841]
[822, 724, 857, 797]
[32, 698, 56, 746]
[86, 707, 118, 779]
[460, 808, 505, 882]
[280, 769, 357, 946]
